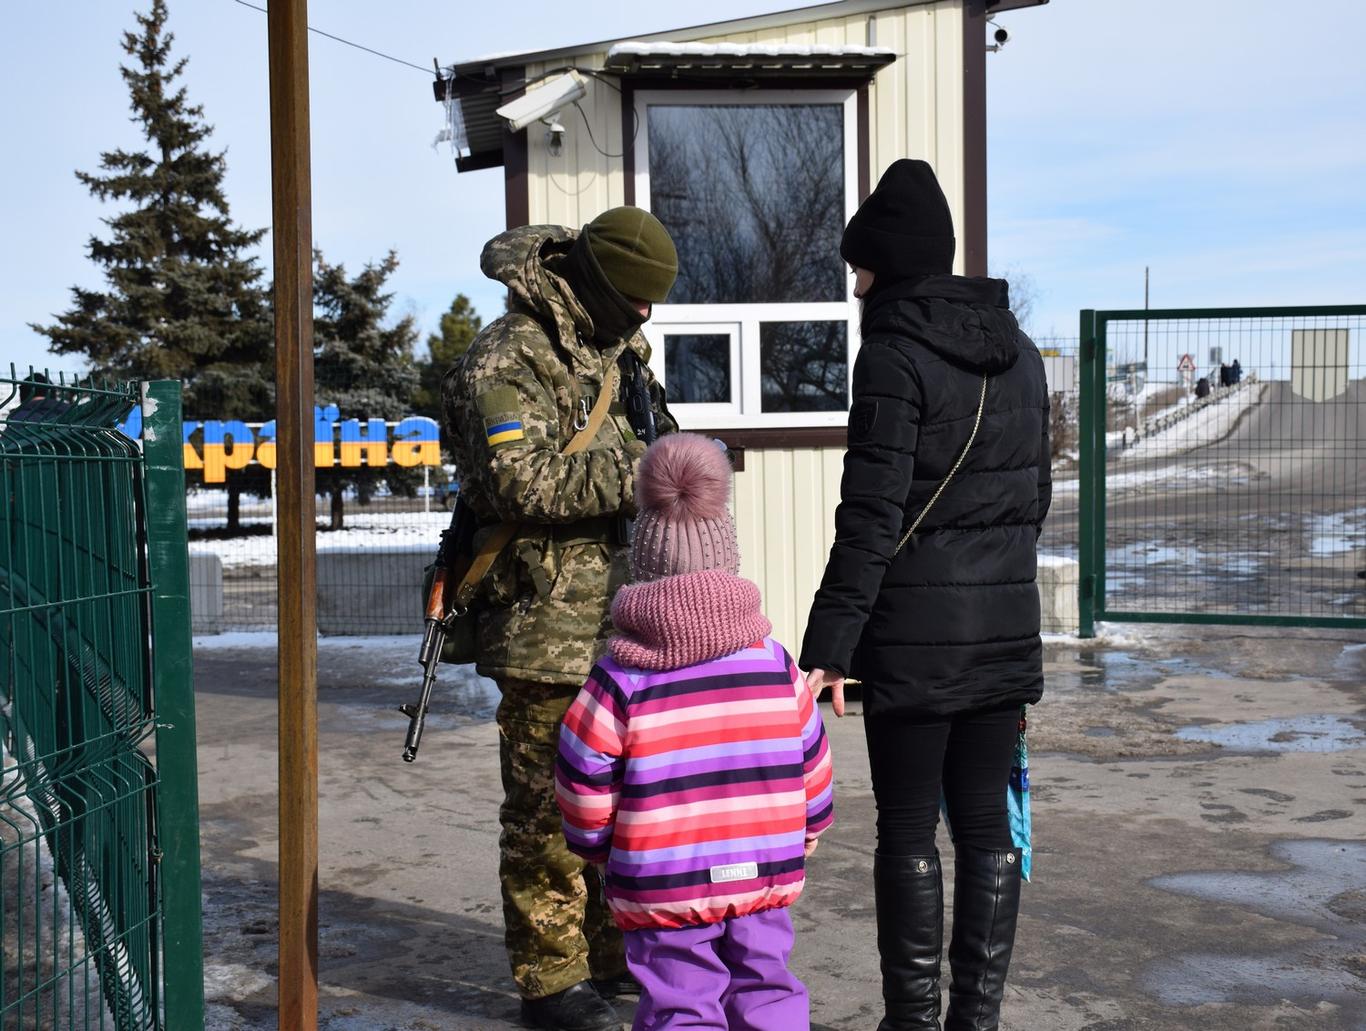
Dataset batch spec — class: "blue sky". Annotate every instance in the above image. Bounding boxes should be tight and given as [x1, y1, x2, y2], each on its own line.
[3, 0, 1363, 378]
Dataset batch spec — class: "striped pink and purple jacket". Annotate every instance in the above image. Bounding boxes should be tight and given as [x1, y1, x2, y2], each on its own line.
[556, 637, 834, 932]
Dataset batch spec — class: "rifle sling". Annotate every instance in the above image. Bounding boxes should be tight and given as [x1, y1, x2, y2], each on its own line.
[450, 362, 621, 612]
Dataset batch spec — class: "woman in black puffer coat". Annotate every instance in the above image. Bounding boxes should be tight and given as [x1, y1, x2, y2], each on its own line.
[800, 160, 1051, 1031]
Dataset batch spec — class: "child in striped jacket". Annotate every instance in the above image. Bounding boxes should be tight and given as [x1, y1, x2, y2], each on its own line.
[557, 433, 834, 1031]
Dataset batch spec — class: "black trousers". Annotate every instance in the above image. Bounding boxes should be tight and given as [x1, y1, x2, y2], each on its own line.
[863, 702, 1020, 856]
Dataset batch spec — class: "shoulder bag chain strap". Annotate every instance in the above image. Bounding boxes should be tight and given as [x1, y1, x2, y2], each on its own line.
[893, 373, 989, 556]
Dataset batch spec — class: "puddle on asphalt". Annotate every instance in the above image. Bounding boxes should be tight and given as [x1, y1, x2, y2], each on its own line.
[1146, 840, 1366, 1007]
[1175, 714, 1365, 753]
[1048, 649, 1233, 696]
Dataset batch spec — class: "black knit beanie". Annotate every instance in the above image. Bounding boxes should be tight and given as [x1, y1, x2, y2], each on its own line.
[561, 233, 650, 345]
[840, 159, 955, 281]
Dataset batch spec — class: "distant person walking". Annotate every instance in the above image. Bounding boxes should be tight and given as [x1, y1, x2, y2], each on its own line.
[1231, 358, 1243, 384]
[557, 433, 834, 1031]
[801, 159, 1051, 1031]
[7, 374, 68, 424]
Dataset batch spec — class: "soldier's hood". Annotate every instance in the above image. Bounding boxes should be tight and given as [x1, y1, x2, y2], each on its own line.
[480, 225, 653, 372]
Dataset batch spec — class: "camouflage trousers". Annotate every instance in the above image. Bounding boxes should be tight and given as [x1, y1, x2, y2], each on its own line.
[496, 678, 626, 999]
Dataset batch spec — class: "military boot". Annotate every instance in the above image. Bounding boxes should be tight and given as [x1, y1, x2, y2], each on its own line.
[944, 846, 1021, 1031]
[590, 971, 641, 999]
[874, 851, 944, 1030]
[520, 980, 621, 1031]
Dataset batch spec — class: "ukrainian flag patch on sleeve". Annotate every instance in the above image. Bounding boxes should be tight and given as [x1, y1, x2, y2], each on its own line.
[485, 418, 525, 447]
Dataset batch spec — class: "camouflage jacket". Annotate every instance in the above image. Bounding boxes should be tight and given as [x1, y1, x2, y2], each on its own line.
[442, 225, 676, 685]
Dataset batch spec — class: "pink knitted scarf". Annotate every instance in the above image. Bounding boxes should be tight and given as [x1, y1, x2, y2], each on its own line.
[610, 570, 773, 672]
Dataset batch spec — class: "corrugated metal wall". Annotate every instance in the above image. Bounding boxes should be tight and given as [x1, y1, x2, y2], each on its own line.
[522, 0, 966, 653]
[731, 447, 846, 655]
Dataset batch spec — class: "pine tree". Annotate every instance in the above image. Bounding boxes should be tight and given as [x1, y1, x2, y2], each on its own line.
[32, 0, 272, 420]
[413, 293, 482, 440]
[313, 250, 421, 530]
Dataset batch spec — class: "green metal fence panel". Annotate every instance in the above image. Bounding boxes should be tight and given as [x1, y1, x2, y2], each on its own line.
[143, 381, 204, 1030]
[1, 371, 203, 1030]
[1077, 305, 1366, 634]
[1077, 309, 1098, 637]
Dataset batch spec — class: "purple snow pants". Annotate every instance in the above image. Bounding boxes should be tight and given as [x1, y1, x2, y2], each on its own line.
[625, 908, 809, 1031]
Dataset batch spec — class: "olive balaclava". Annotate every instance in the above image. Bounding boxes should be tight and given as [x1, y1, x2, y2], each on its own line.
[561, 206, 678, 344]
[840, 159, 955, 286]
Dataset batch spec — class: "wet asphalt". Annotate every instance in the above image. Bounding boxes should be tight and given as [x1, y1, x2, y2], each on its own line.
[191, 628, 1366, 1030]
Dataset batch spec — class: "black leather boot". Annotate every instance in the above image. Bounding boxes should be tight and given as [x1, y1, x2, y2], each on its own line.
[944, 846, 1022, 1031]
[520, 980, 622, 1031]
[874, 851, 945, 1030]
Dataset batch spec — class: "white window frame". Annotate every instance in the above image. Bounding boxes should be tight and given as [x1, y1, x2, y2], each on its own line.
[635, 88, 861, 430]
[645, 321, 742, 425]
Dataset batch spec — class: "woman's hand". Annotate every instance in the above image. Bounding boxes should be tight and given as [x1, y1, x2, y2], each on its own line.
[804, 668, 846, 717]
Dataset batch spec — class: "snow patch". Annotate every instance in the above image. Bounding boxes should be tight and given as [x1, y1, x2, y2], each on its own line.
[1, 737, 115, 1028]
[189, 510, 448, 570]
[1051, 463, 1257, 496]
[1122, 381, 1267, 462]
[1038, 553, 1078, 569]
[193, 632, 426, 650]
[1309, 508, 1366, 558]
[610, 41, 896, 59]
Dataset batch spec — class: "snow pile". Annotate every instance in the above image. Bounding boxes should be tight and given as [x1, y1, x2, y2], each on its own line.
[189, 510, 449, 571]
[1052, 462, 1258, 497]
[609, 41, 896, 60]
[1122, 381, 1267, 462]
[1, 736, 114, 1029]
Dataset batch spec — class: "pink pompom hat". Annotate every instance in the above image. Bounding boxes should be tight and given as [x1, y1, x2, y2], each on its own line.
[630, 433, 739, 581]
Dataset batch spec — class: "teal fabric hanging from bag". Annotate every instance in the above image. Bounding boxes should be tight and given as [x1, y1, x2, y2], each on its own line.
[940, 704, 1033, 882]
[1008, 706, 1032, 882]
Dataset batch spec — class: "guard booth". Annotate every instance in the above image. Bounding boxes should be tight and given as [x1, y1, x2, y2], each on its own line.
[434, 0, 1048, 648]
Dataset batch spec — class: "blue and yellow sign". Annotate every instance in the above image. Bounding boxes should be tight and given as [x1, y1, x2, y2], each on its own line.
[117, 405, 442, 483]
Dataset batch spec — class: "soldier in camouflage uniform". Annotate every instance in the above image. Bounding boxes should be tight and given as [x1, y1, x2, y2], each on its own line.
[442, 208, 677, 1031]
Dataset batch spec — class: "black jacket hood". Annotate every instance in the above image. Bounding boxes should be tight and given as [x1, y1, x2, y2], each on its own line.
[861, 274, 1022, 375]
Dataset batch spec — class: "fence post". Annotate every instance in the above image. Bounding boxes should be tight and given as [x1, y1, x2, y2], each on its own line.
[1093, 316, 1109, 619]
[1077, 310, 1098, 638]
[143, 379, 206, 1030]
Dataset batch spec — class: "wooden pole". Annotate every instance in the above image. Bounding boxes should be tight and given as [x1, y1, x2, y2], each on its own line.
[267, 1, 318, 1027]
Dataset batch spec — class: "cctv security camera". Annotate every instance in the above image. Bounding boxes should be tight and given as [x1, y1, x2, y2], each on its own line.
[496, 71, 588, 133]
[985, 15, 1010, 51]
[546, 121, 566, 157]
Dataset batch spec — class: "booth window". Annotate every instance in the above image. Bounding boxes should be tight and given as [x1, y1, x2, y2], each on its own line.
[635, 90, 859, 429]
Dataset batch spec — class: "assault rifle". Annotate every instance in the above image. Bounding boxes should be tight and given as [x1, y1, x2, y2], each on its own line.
[622, 351, 659, 447]
[400, 495, 477, 762]
[403, 354, 650, 759]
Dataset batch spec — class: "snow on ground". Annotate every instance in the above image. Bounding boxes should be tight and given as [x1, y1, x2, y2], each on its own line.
[1041, 624, 1157, 648]
[1051, 462, 1257, 496]
[189, 510, 449, 570]
[1309, 508, 1366, 558]
[1, 738, 114, 1029]
[1121, 381, 1267, 462]
[1038, 553, 1078, 569]
[1140, 392, 1194, 427]
[194, 632, 420, 650]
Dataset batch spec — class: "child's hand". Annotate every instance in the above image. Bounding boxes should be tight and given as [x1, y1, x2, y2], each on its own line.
[804, 668, 846, 717]
[803, 838, 820, 857]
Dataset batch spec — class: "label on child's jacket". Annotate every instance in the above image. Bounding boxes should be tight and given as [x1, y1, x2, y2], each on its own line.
[709, 862, 759, 883]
